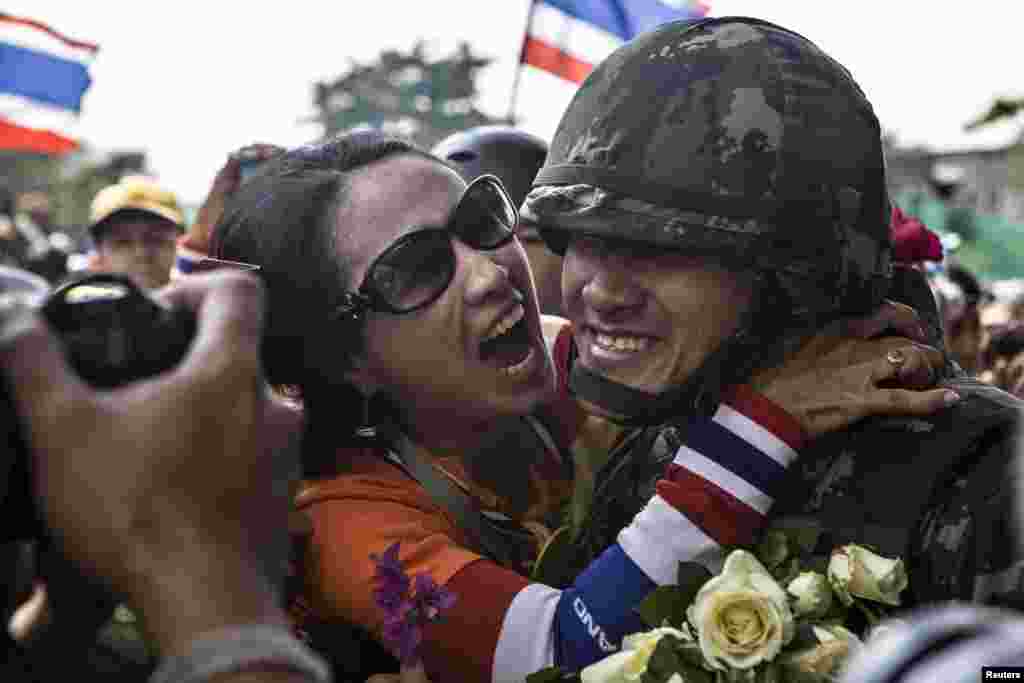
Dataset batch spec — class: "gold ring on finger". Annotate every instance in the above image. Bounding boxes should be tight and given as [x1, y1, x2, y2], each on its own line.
[885, 348, 906, 369]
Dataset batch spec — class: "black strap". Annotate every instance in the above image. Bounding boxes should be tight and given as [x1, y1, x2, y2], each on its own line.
[569, 361, 719, 426]
[384, 432, 536, 570]
[566, 327, 724, 427]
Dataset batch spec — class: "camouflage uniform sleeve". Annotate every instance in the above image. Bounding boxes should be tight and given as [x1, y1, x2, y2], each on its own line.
[911, 421, 1024, 610]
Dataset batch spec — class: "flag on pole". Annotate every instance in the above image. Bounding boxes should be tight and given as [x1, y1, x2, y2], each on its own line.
[0, 13, 99, 154]
[520, 0, 710, 84]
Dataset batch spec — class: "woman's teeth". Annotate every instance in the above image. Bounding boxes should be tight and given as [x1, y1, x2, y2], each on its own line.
[594, 332, 650, 352]
[484, 304, 525, 342]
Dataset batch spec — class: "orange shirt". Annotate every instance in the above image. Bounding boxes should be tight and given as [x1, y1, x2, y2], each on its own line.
[295, 429, 574, 637]
[297, 450, 482, 634]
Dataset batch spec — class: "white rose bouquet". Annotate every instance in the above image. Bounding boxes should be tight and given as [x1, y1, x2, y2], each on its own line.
[528, 520, 908, 683]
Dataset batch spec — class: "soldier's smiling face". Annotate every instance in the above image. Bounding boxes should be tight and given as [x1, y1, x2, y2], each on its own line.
[561, 233, 754, 394]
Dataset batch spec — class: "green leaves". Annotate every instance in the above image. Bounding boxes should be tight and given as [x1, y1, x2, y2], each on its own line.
[638, 586, 691, 630]
[526, 667, 582, 683]
[637, 562, 711, 629]
[756, 518, 822, 563]
[641, 635, 712, 683]
[678, 562, 714, 597]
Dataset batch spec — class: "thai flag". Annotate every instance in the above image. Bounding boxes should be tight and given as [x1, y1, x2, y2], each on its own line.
[0, 13, 98, 154]
[520, 0, 710, 84]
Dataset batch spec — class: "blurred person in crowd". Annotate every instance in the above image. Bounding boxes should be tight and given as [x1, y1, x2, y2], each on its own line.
[979, 288, 1024, 396]
[89, 176, 184, 290]
[980, 287, 1024, 349]
[210, 130, 951, 683]
[0, 191, 67, 282]
[522, 15, 1022, 615]
[0, 189, 27, 267]
[1007, 291, 1024, 324]
[982, 322, 1024, 397]
[432, 127, 564, 316]
[17, 192, 55, 235]
[980, 291, 1019, 330]
[0, 269, 330, 683]
[941, 263, 989, 375]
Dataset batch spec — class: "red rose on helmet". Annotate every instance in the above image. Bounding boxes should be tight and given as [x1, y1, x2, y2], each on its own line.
[891, 206, 943, 264]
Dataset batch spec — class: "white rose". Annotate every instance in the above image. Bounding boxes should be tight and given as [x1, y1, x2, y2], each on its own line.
[786, 572, 833, 619]
[687, 550, 794, 670]
[828, 545, 908, 607]
[580, 626, 691, 683]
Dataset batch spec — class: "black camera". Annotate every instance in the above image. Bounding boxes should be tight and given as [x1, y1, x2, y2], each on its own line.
[0, 270, 196, 541]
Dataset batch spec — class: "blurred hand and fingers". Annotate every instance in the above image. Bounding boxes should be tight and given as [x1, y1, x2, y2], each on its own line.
[187, 143, 286, 251]
[0, 271, 290, 653]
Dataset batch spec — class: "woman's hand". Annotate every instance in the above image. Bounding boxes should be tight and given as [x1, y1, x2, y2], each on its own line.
[750, 301, 959, 439]
[187, 143, 284, 252]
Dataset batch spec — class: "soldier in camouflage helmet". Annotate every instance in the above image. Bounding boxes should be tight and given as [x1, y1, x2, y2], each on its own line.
[522, 17, 1023, 609]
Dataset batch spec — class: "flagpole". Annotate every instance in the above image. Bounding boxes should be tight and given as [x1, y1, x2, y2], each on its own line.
[507, 0, 538, 125]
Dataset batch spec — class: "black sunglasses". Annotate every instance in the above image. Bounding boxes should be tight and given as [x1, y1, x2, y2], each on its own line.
[332, 174, 518, 322]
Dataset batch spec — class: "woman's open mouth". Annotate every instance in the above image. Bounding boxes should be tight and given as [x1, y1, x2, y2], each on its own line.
[480, 305, 535, 377]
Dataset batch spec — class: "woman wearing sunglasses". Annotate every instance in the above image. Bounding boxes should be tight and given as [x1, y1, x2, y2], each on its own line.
[210, 131, 949, 683]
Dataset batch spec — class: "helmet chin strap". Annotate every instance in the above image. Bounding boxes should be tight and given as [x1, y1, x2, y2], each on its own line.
[568, 326, 746, 427]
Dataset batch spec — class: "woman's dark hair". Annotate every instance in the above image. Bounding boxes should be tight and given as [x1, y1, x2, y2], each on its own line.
[211, 129, 436, 476]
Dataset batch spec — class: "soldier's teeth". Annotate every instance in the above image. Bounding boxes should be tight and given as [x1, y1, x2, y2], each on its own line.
[484, 305, 525, 342]
[595, 333, 650, 352]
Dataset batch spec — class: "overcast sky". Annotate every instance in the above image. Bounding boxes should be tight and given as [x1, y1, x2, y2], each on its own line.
[12, 0, 1024, 205]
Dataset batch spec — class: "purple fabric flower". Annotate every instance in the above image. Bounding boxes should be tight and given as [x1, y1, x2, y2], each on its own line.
[371, 542, 410, 612]
[382, 600, 423, 665]
[413, 572, 458, 619]
[370, 542, 457, 666]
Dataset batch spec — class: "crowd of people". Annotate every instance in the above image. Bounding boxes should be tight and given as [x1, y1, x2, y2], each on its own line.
[1, 15, 1022, 683]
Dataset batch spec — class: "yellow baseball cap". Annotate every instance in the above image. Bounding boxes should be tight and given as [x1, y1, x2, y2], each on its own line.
[89, 175, 184, 239]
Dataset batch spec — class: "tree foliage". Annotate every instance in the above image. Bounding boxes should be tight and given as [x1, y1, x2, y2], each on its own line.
[0, 148, 146, 242]
[964, 97, 1024, 131]
[312, 41, 505, 149]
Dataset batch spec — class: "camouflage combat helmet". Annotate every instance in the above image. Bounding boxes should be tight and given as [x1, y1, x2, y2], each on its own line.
[523, 16, 891, 319]
[520, 17, 893, 422]
[432, 126, 548, 208]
